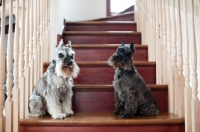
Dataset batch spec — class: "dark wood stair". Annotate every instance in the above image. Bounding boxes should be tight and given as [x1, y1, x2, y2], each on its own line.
[63, 31, 141, 44]
[20, 112, 184, 132]
[72, 44, 148, 61]
[44, 61, 156, 84]
[20, 9, 184, 132]
[73, 84, 168, 112]
[65, 21, 137, 31]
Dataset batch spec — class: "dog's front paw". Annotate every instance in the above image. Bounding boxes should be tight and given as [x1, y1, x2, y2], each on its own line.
[147, 108, 160, 116]
[114, 110, 120, 116]
[29, 113, 45, 117]
[64, 110, 74, 117]
[52, 113, 66, 119]
[119, 113, 131, 118]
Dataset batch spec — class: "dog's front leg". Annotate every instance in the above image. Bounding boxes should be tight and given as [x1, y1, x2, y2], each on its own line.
[114, 91, 125, 116]
[119, 89, 137, 118]
[62, 91, 74, 116]
[45, 92, 67, 119]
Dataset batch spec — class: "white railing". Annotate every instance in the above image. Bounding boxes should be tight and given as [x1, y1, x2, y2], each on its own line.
[0, 0, 50, 131]
[135, 0, 200, 131]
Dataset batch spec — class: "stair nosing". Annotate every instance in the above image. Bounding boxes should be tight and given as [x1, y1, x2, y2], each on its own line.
[44, 61, 156, 67]
[20, 112, 184, 126]
[71, 44, 147, 49]
[73, 84, 168, 91]
[66, 21, 136, 25]
[63, 31, 141, 35]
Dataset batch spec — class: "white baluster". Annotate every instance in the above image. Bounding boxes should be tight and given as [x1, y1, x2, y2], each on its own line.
[19, 0, 25, 119]
[176, 0, 185, 117]
[47, 0, 51, 61]
[183, 0, 192, 131]
[171, 0, 179, 115]
[43, 0, 48, 62]
[24, 0, 30, 117]
[190, 0, 199, 131]
[29, 0, 34, 96]
[145, 0, 149, 46]
[156, 0, 163, 84]
[151, 0, 156, 61]
[12, 0, 20, 131]
[147, 0, 151, 60]
[162, 0, 168, 84]
[0, 0, 6, 132]
[37, 0, 41, 81]
[5, 0, 14, 131]
[40, 0, 44, 77]
[166, 0, 174, 113]
[33, 0, 38, 86]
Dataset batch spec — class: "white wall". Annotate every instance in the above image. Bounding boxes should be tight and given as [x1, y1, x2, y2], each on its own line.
[50, 0, 106, 60]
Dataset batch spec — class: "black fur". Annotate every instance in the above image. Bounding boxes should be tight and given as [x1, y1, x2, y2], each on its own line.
[108, 40, 160, 118]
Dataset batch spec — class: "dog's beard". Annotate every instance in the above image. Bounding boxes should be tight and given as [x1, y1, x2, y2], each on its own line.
[55, 61, 80, 78]
[108, 54, 125, 69]
[108, 54, 133, 70]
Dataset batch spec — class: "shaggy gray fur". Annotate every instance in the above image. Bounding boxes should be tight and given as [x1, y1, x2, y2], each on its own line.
[108, 40, 160, 118]
[28, 40, 80, 119]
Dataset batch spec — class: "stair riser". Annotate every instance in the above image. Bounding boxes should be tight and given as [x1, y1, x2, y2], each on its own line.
[74, 48, 148, 61]
[74, 66, 156, 84]
[66, 24, 137, 31]
[63, 34, 141, 44]
[20, 125, 184, 132]
[73, 90, 168, 112]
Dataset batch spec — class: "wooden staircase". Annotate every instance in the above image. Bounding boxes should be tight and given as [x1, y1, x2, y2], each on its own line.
[20, 11, 185, 132]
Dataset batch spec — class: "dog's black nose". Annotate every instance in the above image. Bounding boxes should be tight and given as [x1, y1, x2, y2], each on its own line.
[66, 61, 72, 66]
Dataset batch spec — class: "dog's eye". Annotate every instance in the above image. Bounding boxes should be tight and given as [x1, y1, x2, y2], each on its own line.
[58, 53, 64, 58]
[70, 55, 74, 59]
[117, 48, 125, 53]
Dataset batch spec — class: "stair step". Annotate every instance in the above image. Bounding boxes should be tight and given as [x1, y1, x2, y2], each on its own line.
[63, 31, 141, 44]
[72, 44, 148, 61]
[44, 61, 156, 84]
[73, 84, 168, 112]
[20, 112, 184, 132]
[66, 21, 137, 31]
[91, 12, 134, 21]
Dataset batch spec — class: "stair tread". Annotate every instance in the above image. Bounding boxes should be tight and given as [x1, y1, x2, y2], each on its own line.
[44, 61, 155, 67]
[73, 84, 168, 91]
[67, 21, 136, 25]
[71, 44, 147, 49]
[63, 31, 141, 35]
[20, 112, 184, 126]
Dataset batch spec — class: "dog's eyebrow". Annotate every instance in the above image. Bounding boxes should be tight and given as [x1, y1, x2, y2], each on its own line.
[68, 50, 75, 56]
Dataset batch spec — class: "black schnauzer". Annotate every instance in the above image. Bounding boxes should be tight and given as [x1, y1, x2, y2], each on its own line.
[107, 40, 160, 118]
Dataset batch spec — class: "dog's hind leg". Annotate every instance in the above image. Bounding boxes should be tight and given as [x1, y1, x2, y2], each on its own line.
[28, 94, 46, 117]
[137, 103, 160, 116]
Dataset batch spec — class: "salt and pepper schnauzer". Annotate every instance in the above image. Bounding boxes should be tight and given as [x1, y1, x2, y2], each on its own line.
[28, 40, 80, 119]
[108, 40, 160, 118]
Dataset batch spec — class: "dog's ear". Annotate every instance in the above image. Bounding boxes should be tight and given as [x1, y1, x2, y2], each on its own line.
[130, 41, 135, 54]
[121, 39, 125, 47]
[52, 60, 56, 65]
[66, 40, 72, 48]
[57, 39, 64, 48]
